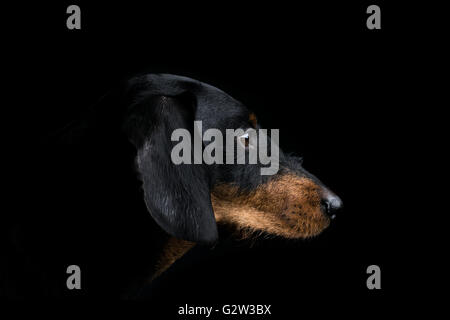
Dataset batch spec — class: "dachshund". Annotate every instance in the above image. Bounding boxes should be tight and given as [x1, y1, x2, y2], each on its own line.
[115, 74, 343, 278]
[8, 73, 343, 297]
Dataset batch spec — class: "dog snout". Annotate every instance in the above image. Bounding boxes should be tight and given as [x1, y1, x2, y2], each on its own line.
[321, 190, 343, 219]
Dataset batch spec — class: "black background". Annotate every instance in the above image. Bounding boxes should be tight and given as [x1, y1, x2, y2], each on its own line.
[2, 0, 425, 316]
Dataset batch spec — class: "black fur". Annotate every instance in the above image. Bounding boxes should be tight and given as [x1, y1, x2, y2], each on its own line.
[118, 74, 262, 243]
[127, 95, 217, 243]
[74, 73, 331, 243]
[7, 74, 337, 297]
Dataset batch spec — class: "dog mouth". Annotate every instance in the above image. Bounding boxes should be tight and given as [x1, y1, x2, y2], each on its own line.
[277, 206, 331, 239]
[211, 174, 341, 239]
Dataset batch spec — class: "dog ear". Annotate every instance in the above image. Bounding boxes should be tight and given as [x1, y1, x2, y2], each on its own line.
[123, 92, 218, 244]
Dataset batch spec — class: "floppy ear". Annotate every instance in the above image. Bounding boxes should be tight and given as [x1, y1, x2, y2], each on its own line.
[124, 93, 218, 243]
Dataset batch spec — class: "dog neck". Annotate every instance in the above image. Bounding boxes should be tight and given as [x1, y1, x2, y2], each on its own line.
[151, 236, 195, 280]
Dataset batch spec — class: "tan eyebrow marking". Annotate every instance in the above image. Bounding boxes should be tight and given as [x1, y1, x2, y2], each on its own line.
[249, 112, 257, 128]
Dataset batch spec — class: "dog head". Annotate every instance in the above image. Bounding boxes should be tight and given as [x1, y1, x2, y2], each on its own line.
[120, 74, 342, 243]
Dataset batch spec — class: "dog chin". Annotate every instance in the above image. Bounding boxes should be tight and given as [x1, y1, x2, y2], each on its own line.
[297, 217, 331, 239]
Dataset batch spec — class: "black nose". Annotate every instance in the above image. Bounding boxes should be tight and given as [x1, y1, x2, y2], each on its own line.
[321, 192, 343, 219]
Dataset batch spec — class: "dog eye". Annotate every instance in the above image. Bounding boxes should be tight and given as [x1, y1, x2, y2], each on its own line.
[239, 132, 250, 148]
